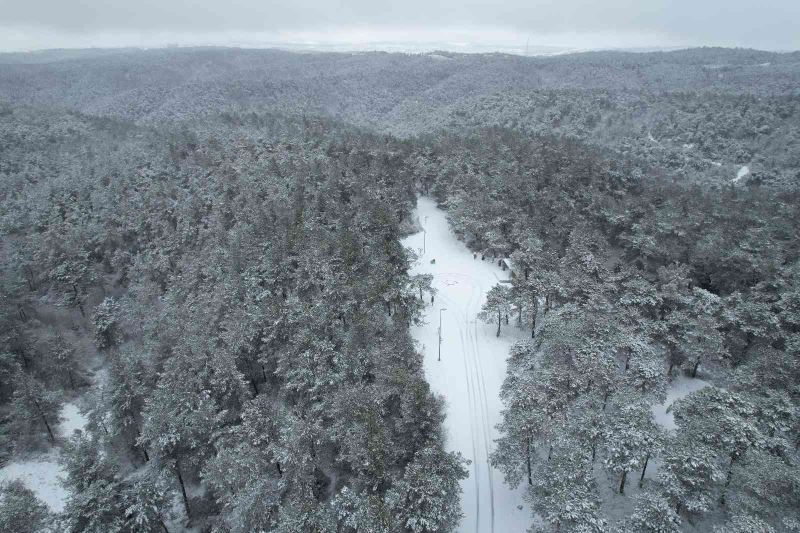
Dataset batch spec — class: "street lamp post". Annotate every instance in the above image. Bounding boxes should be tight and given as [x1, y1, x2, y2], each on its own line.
[438, 308, 447, 362]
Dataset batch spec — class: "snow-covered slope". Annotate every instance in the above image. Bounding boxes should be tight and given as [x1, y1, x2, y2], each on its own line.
[651, 375, 711, 430]
[0, 402, 88, 512]
[402, 197, 530, 533]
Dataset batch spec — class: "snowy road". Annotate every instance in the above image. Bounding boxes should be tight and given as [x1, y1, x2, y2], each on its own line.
[402, 197, 530, 533]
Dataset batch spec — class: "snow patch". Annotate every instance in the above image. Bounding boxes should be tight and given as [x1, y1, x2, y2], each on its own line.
[59, 403, 88, 438]
[652, 375, 711, 430]
[0, 454, 68, 512]
[731, 165, 750, 183]
[0, 402, 88, 512]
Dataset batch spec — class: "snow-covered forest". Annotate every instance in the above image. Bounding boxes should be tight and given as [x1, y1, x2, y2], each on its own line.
[1, 47, 799, 532]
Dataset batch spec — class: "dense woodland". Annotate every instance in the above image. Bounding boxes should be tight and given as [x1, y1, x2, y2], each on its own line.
[1, 47, 799, 532]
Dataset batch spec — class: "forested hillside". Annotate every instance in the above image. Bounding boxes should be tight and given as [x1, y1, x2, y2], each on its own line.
[410, 129, 800, 531]
[0, 108, 467, 531]
[1, 47, 799, 533]
[1, 47, 799, 187]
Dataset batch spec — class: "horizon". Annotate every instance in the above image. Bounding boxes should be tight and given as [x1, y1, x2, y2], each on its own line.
[2, 41, 798, 58]
[1, 0, 798, 54]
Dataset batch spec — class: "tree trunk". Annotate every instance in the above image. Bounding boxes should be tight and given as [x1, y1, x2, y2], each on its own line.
[720, 455, 736, 505]
[619, 470, 627, 495]
[526, 439, 533, 485]
[32, 398, 55, 443]
[639, 453, 650, 486]
[41, 413, 55, 443]
[72, 284, 85, 317]
[159, 519, 170, 533]
[25, 267, 35, 291]
[691, 358, 701, 378]
[496, 311, 501, 337]
[667, 362, 674, 377]
[175, 463, 191, 520]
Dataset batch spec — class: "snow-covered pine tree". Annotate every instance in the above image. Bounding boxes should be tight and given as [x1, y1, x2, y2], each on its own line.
[603, 401, 662, 494]
[478, 284, 513, 337]
[8, 370, 62, 444]
[626, 491, 681, 533]
[0, 480, 53, 533]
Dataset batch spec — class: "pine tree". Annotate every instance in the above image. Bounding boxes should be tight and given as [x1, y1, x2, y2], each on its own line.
[45, 334, 82, 391]
[9, 371, 62, 444]
[530, 439, 606, 533]
[332, 487, 393, 533]
[125, 467, 174, 533]
[0, 480, 52, 533]
[658, 435, 723, 515]
[92, 297, 121, 350]
[492, 341, 546, 488]
[672, 387, 764, 505]
[712, 514, 776, 533]
[60, 433, 130, 533]
[603, 401, 662, 494]
[385, 445, 468, 533]
[478, 284, 513, 336]
[138, 362, 221, 521]
[627, 491, 681, 533]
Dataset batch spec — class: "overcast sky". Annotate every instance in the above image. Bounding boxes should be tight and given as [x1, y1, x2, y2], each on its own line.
[0, 0, 798, 53]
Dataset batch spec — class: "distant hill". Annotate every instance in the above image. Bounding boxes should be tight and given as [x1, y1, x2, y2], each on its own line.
[1, 46, 798, 188]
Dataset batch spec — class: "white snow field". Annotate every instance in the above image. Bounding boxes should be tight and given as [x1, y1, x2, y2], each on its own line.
[402, 197, 530, 533]
[731, 165, 750, 183]
[0, 402, 88, 512]
[651, 375, 711, 430]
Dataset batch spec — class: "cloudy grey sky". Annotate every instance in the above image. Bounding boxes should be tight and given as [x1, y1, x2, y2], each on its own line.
[0, 0, 798, 52]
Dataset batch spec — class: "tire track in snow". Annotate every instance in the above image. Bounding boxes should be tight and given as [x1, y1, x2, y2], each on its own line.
[462, 281, 484, 533]
[439, 279, 481, 531]
[467, 281, 496, 533]
[404, 198, 531, 533]
[446, 274, 497, 533]
[460, 283, 483, 532]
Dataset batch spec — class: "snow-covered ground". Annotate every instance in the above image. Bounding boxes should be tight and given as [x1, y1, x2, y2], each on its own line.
[731, 165, 750, 183]
[0, 402, 88, 512]
[402, 197, 530, 533]
[652, 375, 711, 430]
